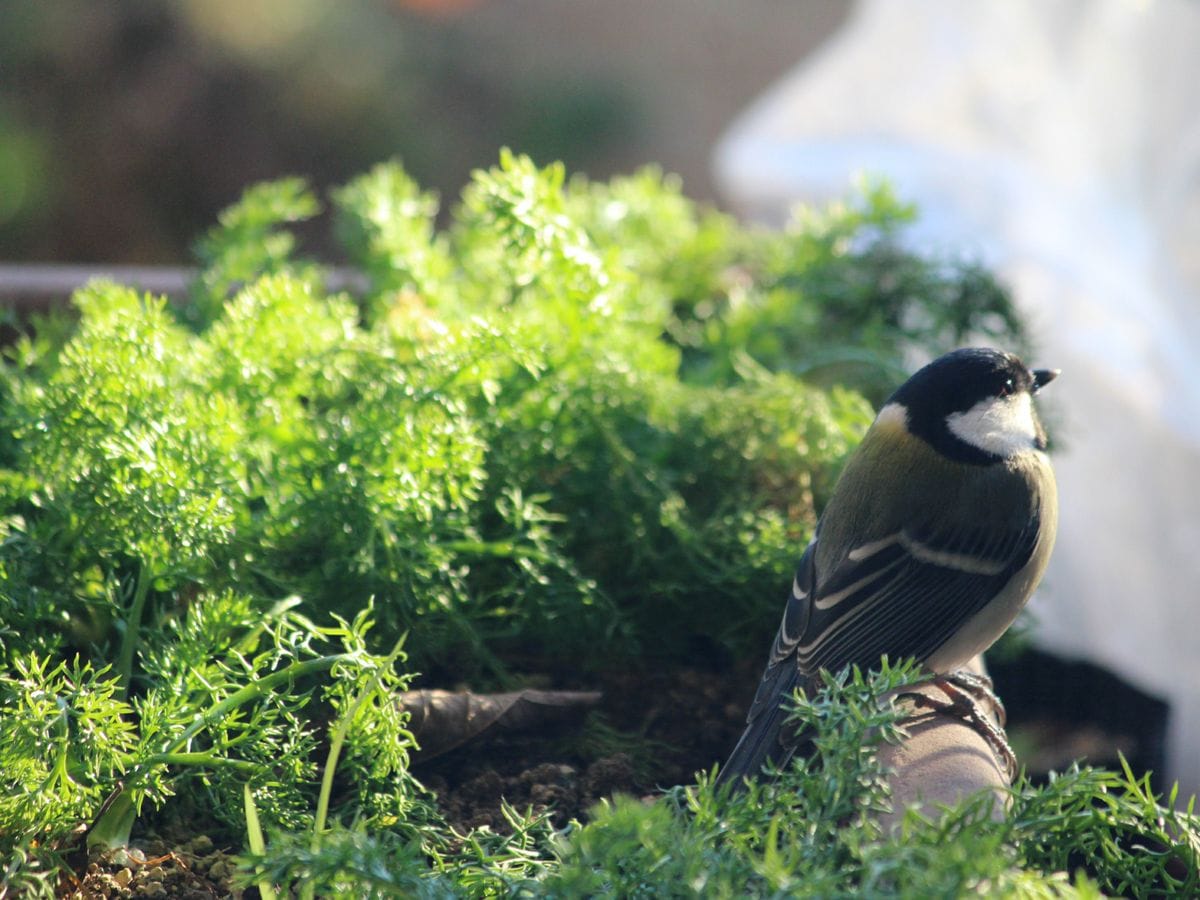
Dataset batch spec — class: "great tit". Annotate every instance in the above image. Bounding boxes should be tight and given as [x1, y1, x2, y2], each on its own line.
[719, 347, 1059, 787]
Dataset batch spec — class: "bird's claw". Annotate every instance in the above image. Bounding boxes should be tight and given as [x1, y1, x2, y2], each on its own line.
[897, 670, 1018, 782]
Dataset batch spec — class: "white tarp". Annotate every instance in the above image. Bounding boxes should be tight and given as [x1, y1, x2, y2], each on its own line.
[714, 0, 1200, 797]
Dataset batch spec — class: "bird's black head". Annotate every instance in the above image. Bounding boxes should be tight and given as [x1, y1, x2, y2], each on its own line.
[883, 348, 1058, 464]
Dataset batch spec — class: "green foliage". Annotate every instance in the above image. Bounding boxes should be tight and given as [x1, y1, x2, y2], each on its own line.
[241, 664, 1199, 898]
[333, 160, 451, 310]
[13, 284, 239, 590]
[0, 655, 135, 837]
[697, 179, 1028, 403]
[7, 158, 1014, 686]
[100, 598, 432, 848]
[564, 165, 743, 331]
[546, 662, 924, 898]
[0, 594, 437, 892]
[11, 152, 1171, 896]
[191, 176, 322, 324]
[545, 663, 1195, 899]
[1013, 762, 1200, 898]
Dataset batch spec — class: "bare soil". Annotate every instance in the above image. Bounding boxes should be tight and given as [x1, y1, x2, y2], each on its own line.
[419, 660, 758, 832]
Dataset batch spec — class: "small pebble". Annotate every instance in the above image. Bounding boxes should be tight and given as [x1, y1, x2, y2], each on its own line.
[207, 856, 238, 881]
[186, 834, 214, 854]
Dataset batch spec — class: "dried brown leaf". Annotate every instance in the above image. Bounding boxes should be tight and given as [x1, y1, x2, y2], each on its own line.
[399, 689, 602, 760]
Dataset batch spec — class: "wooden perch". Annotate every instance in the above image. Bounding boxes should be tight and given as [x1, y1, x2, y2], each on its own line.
[877, 656, 1009, 829]
[0, 263, 367, 311]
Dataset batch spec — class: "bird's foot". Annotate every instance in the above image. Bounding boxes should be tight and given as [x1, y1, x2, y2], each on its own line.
[941, 669, 1007, 728]
[898, 671, 1017, 782]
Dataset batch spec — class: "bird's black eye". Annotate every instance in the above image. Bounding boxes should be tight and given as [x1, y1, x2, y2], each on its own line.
[997, 377, 1015, 397]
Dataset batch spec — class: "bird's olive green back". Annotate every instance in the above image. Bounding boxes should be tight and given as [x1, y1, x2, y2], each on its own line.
[814, 413, 1053, 576]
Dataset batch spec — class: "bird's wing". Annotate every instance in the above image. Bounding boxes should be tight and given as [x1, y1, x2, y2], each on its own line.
[718, 512, 1042, 788]
[716, 539, 818, 787]
[795, 513, 1042, 676]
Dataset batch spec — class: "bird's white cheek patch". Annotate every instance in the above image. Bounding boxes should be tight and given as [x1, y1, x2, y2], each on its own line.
[874, 402, 909, 431]
[945, 393, 1038, 457]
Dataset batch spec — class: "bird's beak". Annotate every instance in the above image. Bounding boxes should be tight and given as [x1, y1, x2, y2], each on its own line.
[1032, 368, 1060, 392]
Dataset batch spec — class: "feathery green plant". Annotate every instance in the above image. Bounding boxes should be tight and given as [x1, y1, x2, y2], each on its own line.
[6, 152, 1178, 897]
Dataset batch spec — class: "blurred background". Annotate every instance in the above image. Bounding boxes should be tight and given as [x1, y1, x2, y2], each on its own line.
[4, 0, 1200, 798]
[0, 0, 844, 262]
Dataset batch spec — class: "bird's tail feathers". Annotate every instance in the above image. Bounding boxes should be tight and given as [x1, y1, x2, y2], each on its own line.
[715, 667, 807, 790]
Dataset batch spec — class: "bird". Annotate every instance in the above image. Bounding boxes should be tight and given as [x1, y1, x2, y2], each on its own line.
[718, 347, 1059, 788]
